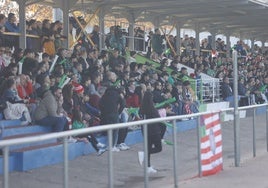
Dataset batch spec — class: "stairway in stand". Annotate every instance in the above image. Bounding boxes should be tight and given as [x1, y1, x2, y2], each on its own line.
[0, 119, 145, 174]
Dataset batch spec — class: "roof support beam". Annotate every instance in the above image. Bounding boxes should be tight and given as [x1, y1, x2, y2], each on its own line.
[176, 22, 182, 55]
[17, 0, 27, 49]
[226, 31, 231, 58]
[62, 0, 70, 49]
[99, 6, 107, 50]
[195, 23, 200, 56]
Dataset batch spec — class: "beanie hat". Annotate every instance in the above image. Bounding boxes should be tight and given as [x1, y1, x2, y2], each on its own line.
[74, 84, 84, 94]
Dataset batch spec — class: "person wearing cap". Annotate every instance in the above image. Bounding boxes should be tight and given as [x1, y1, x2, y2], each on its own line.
[34, 86, 67, 133]
[72, 83, 85, 109]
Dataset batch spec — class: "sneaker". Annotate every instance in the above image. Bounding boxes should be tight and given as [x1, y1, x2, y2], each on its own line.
[161, 139, 173, 146]
[20, 121, 29, 126]
[111, 146, 120, 152]
[138, 151, 144, 166]
[97, 148, 107, 156]
[68, 136, 77, 143]
[97, 142, 106, 148]
[147, 166, 157, 174]
[117, 143, 130, 151]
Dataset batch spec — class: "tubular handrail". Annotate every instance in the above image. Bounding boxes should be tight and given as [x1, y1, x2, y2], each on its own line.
[0, 103, 267, 147]
[3, 32, 41, 38]
[0, 103, 267, 188]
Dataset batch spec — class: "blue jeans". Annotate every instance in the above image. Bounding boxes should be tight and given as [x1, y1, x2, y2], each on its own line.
[36, 116, 67, 132]
[224, 96, 241, 107]
[100, 114, 119, 147]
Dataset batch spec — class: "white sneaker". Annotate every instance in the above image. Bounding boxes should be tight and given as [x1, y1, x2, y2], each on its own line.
[147, 166, 157, 174]
[97, 142, 106, 148]
[117, 143, 130, 151]
[111, 146, 120, 152]
[21, 121, 29, 126]
[138, 151, 144, 166]
[97, 148, 107, 156]
[68, 136, 77, 143]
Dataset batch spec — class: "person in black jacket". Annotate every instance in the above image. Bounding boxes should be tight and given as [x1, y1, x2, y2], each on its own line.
[99, 86, 124, 152]
[139, 90, 162, 174]
[220, 76, 235, 107]
[152, 81, 165, 103]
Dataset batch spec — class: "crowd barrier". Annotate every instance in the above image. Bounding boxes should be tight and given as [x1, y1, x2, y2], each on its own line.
[3, 32, 42, 52]
[0, 103, 267, 188]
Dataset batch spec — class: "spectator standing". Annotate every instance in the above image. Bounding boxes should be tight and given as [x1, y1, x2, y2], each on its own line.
[0, 14, 6, 27]
[99, 86, 124, 152]
[4, 13, 19, 33]
[110, 26, 126, 55]
[138, 90, 162, 174]
[151, 28, 163, 60]
[220, 76, 235, 107]
[90, 25, 100, 48]
[4, 13, 19, 48]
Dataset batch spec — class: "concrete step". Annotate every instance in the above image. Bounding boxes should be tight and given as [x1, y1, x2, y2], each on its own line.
[11, 141, 95, 171]
[0, 154, 17, 174]
[0, 120, 23, 128]
[0, 119, 198, 174]
[3, 132, 57, 151]
[0, 125, 52, 139]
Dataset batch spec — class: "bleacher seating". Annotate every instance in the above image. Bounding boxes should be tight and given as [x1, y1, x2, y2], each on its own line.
[0, 118, 199, 173]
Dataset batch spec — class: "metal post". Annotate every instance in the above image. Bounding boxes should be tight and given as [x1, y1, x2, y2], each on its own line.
[108, 129, 114, 188]
[3, 146, 9, 188]
[197, 116, 202, 177]
[128, 18, 135, 51]
[172, 120, 178, 188]
[175, 23, 181, 55]
[211, 30, 216, 50]
[233, 50, 240, 167]
[143, 35, 146, 53]
[226, 32, 231, 58]
[99, 7, 105, 50]
[266, 104, 268, 152]
[62, 0, 70, 49]
[63, 137, 69, 188]
[195, 24, 200, 56]
[18, 0, 26, 49]
[253, 108, 256, 157]
[212, 79, 215, 103]
[143, 123, 149, 188]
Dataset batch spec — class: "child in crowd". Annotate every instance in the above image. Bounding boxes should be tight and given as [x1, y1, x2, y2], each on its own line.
[72, 109, 106, 156]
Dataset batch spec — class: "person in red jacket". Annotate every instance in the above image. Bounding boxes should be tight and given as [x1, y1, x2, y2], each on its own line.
[16, 74, 34, 102]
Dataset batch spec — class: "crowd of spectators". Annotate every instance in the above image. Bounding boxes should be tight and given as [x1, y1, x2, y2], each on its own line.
[0, 12, 268, 155]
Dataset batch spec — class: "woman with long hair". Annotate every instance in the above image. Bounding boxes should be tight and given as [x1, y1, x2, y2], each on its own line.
[139, 90, 162, 174]
[72, 109, 106, 156]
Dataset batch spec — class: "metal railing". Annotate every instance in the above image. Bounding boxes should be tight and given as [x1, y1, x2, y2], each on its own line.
[3, 32, 42, 52]
[0, 103, 268, 188]
[190, 78, 221, 103]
